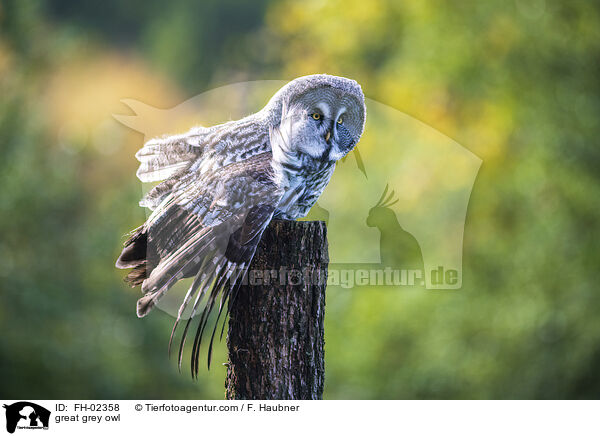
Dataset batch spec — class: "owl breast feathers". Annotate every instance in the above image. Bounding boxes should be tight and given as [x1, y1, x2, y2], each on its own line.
[116, 74, 366, 376]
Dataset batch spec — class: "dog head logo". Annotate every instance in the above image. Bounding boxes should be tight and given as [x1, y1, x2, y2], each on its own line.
[3, 402, 50, 434]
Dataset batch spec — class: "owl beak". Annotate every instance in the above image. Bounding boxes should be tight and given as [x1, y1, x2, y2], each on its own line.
[324, 130, 331, 144]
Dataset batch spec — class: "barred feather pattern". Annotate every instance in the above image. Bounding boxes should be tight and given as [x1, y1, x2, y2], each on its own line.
[125, 147, 281, 377]
[116, 74, 366, 377]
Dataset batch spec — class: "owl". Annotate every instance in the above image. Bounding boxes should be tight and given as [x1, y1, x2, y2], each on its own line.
[116, 74, 366, 376]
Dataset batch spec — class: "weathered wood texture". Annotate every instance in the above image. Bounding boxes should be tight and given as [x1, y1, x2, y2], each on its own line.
[225, 220, 328, 400]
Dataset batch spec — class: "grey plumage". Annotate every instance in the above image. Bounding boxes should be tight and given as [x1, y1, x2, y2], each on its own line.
[116, 74, 366, 376]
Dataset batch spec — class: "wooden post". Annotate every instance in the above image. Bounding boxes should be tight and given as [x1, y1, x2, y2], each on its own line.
[225, 220, 328, 400]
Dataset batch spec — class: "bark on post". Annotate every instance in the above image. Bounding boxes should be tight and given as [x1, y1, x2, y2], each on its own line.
[225, 220, 328, 400]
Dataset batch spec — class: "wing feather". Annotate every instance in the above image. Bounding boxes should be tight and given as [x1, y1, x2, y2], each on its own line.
[118, 144, 282, 374]
[135, 128, 208, 183]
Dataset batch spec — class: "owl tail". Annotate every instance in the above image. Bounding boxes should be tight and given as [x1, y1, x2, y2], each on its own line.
[116, 194, 276, 375]
[115, 226, 149, 287]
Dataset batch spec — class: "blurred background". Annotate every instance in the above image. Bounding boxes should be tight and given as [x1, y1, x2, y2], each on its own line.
[1, 0, 599, 399]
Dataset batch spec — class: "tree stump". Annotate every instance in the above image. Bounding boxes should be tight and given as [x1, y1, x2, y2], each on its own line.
[225, 220, 328, 400]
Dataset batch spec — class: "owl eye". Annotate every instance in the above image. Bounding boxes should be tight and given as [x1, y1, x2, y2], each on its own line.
[311, 113, 321, 120]
[337, 116, 343, 125]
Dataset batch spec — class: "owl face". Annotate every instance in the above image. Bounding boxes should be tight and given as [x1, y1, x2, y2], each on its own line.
[267, 74, 366, 164]
[287, 88, 364, 162]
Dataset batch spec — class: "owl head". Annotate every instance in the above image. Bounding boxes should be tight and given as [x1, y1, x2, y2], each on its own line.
[265, 74, 366, 163]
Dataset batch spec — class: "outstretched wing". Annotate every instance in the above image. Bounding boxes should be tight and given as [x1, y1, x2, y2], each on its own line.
[135, 117, 270, 204]
[117, 124, 281, 376]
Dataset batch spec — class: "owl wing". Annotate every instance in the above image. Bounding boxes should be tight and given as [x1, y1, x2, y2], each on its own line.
[117, 130, 282, 375]
[134, 118, 270, 200]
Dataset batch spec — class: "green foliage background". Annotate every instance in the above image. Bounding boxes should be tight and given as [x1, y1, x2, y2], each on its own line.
[1, 0, 599, 399]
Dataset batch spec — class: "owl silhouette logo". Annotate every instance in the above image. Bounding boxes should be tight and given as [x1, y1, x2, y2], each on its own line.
[3, 402, 50, 433]
[113, 79, 481, 298]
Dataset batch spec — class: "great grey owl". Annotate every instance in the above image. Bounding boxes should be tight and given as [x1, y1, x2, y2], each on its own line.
[116, 74, 366, 376]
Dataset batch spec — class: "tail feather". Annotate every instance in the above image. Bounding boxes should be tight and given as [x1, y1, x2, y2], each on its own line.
[192, 262, 244, 375]
[136, 232, 218, 318]
[125, 265, 147, 287]
[115, 226, 147, 268]
[116, 227, 149, 286]
[117, 201, 275, 374]
[172, 257, 225, 368]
